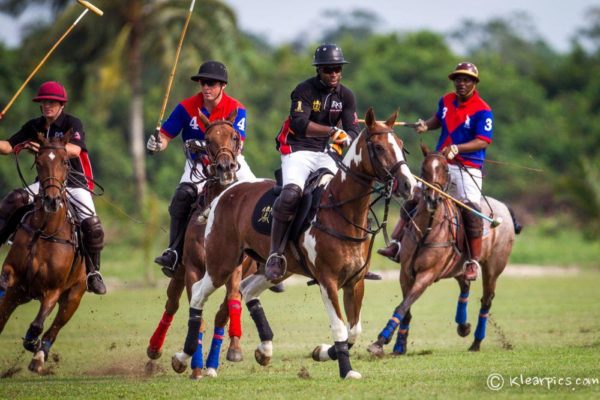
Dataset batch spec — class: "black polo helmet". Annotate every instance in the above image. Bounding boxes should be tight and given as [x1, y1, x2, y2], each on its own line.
[312, 44, 349, 66]
[191, 61, 228, 83]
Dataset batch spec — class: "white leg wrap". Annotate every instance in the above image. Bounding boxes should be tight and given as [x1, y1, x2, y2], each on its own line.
[257, 341, 273, 357]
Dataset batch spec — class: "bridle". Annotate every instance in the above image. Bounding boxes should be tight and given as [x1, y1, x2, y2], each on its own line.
[421, 153, 449, 212]
[192, 119, 240, 180]
[37, 144, 69, 204]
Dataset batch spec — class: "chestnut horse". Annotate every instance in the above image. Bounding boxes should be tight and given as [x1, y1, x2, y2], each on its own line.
[368, 146, 516, 357]
[0, 133, 86, 373]
[171, 108, 416, 379]
[146, 111, 252, 378]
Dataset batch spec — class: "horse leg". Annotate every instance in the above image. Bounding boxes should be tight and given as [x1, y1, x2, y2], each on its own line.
[171, 275, 218, 374]
[24, 290, 60, 373]
[31, 283, 86, 373]
[147, 271, 185, 360]
[368, 270, 436, 357]
[469, 264, 497, 352]
[316, 281, 361, 380]
[312, 279, 365, 366]
[225, 264, 243, 363]
[0, 286, 25, 334]
[241, 274, 275, 366]
[455, 278, 472, 337]
[392, 310, 412, 355]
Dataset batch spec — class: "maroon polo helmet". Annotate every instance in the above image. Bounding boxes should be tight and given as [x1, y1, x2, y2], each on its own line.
[33, 81, 68, 103]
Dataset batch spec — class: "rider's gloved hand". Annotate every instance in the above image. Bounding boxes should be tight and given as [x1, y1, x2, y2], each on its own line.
[330, 128, 351, 147]
[146, 134, 163, 152]
[414, 119, 428, 134]
[443, 144, 459, 160]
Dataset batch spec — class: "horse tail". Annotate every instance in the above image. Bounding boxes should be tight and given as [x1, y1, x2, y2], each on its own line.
[508, 206, 523, 235]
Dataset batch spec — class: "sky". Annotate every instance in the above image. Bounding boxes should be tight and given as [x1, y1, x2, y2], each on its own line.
[0, 1, 596, 52]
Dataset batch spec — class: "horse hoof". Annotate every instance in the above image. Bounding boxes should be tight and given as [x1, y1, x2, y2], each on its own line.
[147, 346, 162, 360]
[367, 342, 385, 358]
[171, 353, 187, 374]
[254, 348, 271, 366]
[468, 340, 481, 352]
[189, 368, 203, 380]
[344, 370, 362, 380]
[311, 344, 331, 362]
[28, 351, 44, 374]
[204, 368, 218, 378]
[457, 323, 471, 337]
[392, 349, 406, 356]
[226, 348, 243, 362]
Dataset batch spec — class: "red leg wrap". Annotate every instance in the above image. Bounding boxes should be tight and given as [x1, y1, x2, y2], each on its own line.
[149, 311, 174, 350]
[227, 299, 242, 338]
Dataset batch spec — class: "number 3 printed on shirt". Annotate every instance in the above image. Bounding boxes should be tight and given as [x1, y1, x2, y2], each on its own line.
[441, 107, 448, 120]
[484, 118, 493, 131]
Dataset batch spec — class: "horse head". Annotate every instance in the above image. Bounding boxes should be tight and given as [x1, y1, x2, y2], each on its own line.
[35, 132, 70, 213]
[198, 110, 240, 186]
[361, 107, 416, 200]
[420, 143, 450, 213]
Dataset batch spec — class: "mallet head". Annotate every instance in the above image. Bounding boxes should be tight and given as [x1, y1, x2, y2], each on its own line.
[491, 216, 503, 228]
[76, 0, 104, 16]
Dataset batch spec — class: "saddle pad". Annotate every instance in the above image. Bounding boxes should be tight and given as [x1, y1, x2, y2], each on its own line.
[251, 188, 278, 235]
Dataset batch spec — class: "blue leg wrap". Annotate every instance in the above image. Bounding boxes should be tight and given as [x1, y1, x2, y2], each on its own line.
[379, 312, 403, 341]
[41, 339, 52, 361]
[393, 323, 410, 354]
[0, 289, 4, 298]
[455, 292, 469, 325]
[205, 327, 225, 369]
[474, 308, 489, 341]
[190, 332, 204, 369]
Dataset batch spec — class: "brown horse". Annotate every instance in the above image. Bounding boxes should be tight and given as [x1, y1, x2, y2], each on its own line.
[368, 146, 516, 357]
[146, 111, 253, 378]
[0, 133, 86, 373]
[170, 108, 416, 379]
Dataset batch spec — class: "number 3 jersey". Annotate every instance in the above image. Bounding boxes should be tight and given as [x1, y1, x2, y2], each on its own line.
[435, 90, 493, 169]
[160, 92, 246, 160]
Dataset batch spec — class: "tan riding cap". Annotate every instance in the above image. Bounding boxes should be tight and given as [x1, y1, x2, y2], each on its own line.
[448, 62, 479, 83]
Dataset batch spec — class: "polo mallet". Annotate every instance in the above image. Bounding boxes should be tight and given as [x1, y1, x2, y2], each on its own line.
[358, 119, 417, 128]
[412, 174, 503, 227]
[149, 0, 196, 155]
[0, 0, 103, 120]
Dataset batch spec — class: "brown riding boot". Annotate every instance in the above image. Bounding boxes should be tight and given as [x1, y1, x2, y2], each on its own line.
[377, 218, 406, 261]
[464, 236, 482, 281]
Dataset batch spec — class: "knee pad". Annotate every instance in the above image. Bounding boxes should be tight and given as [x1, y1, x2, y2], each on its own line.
[0, 188, 31, 219]
[272, 184, 302, 222]
[81, 216, 104, 251]
[169, 183, 198, 219]
[461, 202, 483, 238]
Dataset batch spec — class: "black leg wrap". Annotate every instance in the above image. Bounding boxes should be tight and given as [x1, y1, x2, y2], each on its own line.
[247, 299, 273, 342]
[335, 341, 352, 378]
[183, 308, 202, 356]
[327, 345, 338, 360]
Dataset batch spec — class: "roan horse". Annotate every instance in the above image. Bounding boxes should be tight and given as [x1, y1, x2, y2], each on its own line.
[171, 108, 416, 379]
[0, 133, 87, 373]
[368, 145, 516, 357]
[146, 110, 253, 378]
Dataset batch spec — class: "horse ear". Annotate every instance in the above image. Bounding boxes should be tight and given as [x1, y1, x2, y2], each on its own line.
[365, 107, 376, 129]
[385, 110, 398, 129]
[198, 112, 210, 129]
[420, 142, 430, 156]
[37, 132, 48, 145]
[63, 129, 72, 145]
[227, 108, 238, 123]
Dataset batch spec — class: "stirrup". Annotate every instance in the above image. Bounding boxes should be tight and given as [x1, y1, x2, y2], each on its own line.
[463, 259, 481, 281]
[377, 240, 401, 261]
[86, 271, 107, 294]
[155, 248, 178, 275]
[265, 253, 287, 281]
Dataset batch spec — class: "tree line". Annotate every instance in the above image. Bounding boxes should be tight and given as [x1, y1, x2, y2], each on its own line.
[0, 1, 598, 238]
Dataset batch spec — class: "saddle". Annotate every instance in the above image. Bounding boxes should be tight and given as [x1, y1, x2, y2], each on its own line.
[251, 168, 333, 242]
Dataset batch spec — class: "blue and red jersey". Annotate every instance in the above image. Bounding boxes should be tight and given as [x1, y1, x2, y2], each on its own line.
[160, 92, 246, 160]
[435, 91, 493, 169]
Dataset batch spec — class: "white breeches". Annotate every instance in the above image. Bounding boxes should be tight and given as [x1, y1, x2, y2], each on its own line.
[281, 150, 337, 190]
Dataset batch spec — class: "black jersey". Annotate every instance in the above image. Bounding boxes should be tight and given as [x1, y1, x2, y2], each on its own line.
[8, 112, 94, 189]
[276, 76, 359, 154]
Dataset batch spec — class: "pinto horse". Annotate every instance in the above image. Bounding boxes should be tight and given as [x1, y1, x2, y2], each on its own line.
[146, 111, 253, 378]
[170, 108, 416, 379]
[0, 133, 86, 373]
[368, 146, 516, 357]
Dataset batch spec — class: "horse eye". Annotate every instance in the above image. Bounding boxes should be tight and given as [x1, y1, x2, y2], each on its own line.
[374, 144, 385, 153]
[233, 136, 239, 141]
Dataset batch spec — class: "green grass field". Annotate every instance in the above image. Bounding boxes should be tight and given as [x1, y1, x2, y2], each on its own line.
[1, 271, 599, 399]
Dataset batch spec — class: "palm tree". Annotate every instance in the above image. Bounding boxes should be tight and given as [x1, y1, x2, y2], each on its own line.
[0, 0, 241, 208]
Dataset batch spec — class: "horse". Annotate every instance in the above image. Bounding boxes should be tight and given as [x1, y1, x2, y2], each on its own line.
[367, 145, 516, 357]
[0, 133, 87, 374]
[170, 108, 417, 379]
[146, 110, 256, 379]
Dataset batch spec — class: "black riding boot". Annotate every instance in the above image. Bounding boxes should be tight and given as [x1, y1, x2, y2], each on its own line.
[0, 188, 31, 246]
[82, 216, 107, 295]
[155, 183, 197, 278]
[265, 184, 302, 281]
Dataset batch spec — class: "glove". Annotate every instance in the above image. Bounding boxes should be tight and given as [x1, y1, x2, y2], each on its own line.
[185, 139, 206, 156]
[146, 134, 162, 152]
[444, 144, 459, 160]
[414, 119, 428, 134]
[330, 143, 343, 156]
[330, 128, 351, 147]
